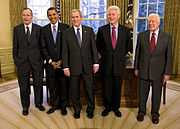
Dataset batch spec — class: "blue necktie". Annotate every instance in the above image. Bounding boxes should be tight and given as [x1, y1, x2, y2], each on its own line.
[26, 26, 30, 41]
[77, 28, 81, 47]
[53, 25, 57, 44]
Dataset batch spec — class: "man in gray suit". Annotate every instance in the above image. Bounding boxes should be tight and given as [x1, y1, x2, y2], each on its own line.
[13, 8, 45, 116]
[134, 14, 172, 124]
[62, 9, 99, 119]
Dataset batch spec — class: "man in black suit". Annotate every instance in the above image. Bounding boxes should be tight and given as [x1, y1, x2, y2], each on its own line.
[62, 9, 99, 119]
[41, 7, 69, 115]
[96, 6, 132, 117]
[134, 14, 172, 124]
[13, 8, 45, 116]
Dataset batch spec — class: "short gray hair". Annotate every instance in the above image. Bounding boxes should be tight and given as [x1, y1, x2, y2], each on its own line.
[70, 9, 82, 17]
[107, 6, 121, 15]
[148, 13, 160, 22]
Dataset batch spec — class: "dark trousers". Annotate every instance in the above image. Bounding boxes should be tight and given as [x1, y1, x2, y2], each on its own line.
[70, 72, 94, 113]
[103, 74, 123, 110]
[138, 79, 163, 117]
[46, 64, 69, 108]
[17, 60, 43, 108]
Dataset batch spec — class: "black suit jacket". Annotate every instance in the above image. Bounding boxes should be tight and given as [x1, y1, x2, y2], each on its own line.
[134, 30, 172, 80]
[13, 23, 42, 67]
[62, 25, 99, 75]
[96, 24, 132, 76]
[41, 22, 69, 62]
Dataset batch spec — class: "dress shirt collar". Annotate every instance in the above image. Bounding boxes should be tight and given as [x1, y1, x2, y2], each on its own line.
[51, 22, 58, 32]
[110, 23, 118, 30]
[24, 22, 32, 34]
[150, 28, 159, 36]
[73, 24, 82, 34]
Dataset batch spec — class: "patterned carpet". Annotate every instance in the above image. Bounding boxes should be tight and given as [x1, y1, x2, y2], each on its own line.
[0, 80, 18, 93]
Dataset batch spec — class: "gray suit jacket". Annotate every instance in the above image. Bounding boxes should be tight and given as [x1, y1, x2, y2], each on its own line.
[134, 30, 172, 80]
[62, 25, 98, 75]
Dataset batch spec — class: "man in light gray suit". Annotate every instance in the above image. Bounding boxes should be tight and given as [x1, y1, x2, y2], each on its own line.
[134, 14, 172, 124]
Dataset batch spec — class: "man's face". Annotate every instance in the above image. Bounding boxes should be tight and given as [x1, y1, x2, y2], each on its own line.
[22, 9, 33, 25]
[47, 10, 59, 24]
[71, 11, 82, 27]
[148, 15, 160, 31]
[108, 9, 120, 26]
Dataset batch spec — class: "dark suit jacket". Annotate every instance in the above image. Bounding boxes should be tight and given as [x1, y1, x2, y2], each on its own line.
[13, 23, 42, 67]
[41, 22, 69, 62]
[96, 24, 132, 76]
[62, 25, 99, 75]
[134, 30, 172, 80]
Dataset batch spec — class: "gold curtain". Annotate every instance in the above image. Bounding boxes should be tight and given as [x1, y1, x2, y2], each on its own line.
[9, 0, 27, 37]
[163, 0, 180, 74]
[107, 0, 129, 25]
[60, 0, 79, 26]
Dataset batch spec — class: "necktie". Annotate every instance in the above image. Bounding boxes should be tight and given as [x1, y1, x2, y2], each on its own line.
[53, 25, 57, 44]
[26, 26, 30, 41]
[150, 32, 156, 54]
[77, 28, 81, 47]
[111, 26, 116, 50]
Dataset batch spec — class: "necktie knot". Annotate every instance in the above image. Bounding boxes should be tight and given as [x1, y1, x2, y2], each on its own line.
[112, 26, 116, 30]
[53, 25, 56, 29]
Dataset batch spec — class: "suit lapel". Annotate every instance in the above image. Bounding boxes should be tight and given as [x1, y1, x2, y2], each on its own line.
[144, 30, 151, 54]
[47, 24, 56, 46]
[81, 25, 87, 47]
[21, 24, 28, 42]
[115, 24, 123, 51]
[105, 24, 113, 50]
[153, 30, 163, 54]
[71, 26, 81, 48]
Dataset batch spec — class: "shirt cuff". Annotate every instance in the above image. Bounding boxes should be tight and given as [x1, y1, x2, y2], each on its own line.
[48, 59, 52, 64]
[93, 64, 99, 66]
[63, 68, 69, 71]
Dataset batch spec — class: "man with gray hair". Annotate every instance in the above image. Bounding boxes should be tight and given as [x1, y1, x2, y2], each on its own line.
[134, 13, 172, 124]
[62, 9, 99, 119]
[96, 5, 132, 117]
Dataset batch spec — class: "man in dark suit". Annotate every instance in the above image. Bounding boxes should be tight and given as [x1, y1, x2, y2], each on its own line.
[13, 8, 45, 116]
[41, 7, 69, 115]
[62, 9, 99, 119]
[96, 6, 132, 117]
[134, 14, 172, 124]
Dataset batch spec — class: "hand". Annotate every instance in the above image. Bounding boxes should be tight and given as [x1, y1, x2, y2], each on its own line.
[135, 70, 139, 77]
[163, 75, 169, 84]
[57, 60, 62, 68]
[64, 69, 70, 77]
[50, 62, 59, 69]
[93, 66, 99, 74]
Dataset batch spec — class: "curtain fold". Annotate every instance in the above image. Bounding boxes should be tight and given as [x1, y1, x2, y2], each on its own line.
[107, 0, 129, 25]
[60, 0, 79, 26]
[9, 0, 27, 37]
[163, 0, 180, 74]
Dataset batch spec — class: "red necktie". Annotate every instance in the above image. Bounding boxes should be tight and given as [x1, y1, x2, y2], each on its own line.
[111, 26, 116, 50]
[150, 32, 156, 54]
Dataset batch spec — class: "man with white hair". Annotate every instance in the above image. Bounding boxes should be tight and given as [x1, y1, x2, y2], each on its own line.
[134, 13, 172, 124]
[96, 5, 132, 117]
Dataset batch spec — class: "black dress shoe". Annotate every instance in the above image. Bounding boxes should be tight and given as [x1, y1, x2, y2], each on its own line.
[152, 116, 159, 124]
[61, 108, 67, 116]
[46, 106, 57, 114]
[137, 114, 144, 122]
[113, 109, 122, 117]
[74, 112, 80, 119]
[35, 104, 45, 111]
[101, 108, 110, 117]
[22, 108, 29, 116]
[87, 111, 94, 119]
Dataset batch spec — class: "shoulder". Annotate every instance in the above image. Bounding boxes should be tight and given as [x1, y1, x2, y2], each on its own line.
[160, 30, 171, 37]
[63, 27, 73, 35]
[14, 23, 23, 30]
[99, 24, 109, 30]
